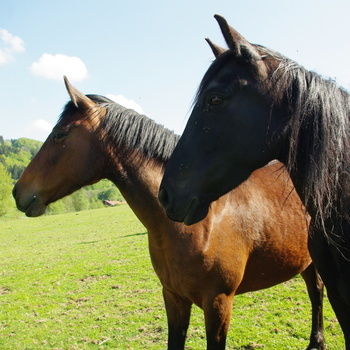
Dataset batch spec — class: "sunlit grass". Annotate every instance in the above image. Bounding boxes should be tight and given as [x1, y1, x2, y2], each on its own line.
[0, 206, 344, 349]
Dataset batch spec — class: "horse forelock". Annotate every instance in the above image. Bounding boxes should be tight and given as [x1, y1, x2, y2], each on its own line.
[194, 45, 281, 107]
[57, 95, 113, 126]
[194, 51, 235, 106]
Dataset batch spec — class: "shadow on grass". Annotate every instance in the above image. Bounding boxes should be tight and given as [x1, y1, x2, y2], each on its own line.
[236, 344, 264, 350]
[77, 232, 147, 244]
[77, 240, 105, 245]
[119, 232, 147, 238]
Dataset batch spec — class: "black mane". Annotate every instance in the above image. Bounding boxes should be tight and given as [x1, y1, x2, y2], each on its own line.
[270, 53, 350, 224]
[59, 95, 179, 163]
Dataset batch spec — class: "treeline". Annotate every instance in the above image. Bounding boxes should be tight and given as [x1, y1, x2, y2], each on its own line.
[0, 136, 123, 217]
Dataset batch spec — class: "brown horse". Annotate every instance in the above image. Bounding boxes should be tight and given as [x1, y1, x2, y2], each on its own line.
[159, 14, 350, 348]
[13, 78, 325, 350]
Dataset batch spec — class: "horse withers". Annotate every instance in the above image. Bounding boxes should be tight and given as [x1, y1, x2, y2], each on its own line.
[13, 78, 325, 350]
[159, 14, 350, 348]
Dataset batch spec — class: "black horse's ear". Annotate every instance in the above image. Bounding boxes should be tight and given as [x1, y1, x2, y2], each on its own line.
[205, 38, 226, 58]
[63, 76, 95, 110]
[213, 14, 260, 61]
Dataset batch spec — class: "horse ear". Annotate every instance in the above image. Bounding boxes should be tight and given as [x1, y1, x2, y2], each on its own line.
[63, 76, 95, 110]
[213, 14, 260, 61]
[205, 38, 226, 58]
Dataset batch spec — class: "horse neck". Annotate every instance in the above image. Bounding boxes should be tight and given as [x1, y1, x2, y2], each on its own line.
[105, 148, 167, 231]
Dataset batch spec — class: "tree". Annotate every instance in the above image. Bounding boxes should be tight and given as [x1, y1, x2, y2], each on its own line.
[97, 186, 123, 201]
[71, 190, 90, 212]
[0, 163, 13, 216]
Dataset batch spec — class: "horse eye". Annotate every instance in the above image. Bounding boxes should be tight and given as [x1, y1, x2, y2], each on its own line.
[52, 132, 68, 141]
[209, 95, 223, 105]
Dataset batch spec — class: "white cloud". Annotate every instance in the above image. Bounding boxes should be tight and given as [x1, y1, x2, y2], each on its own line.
[30, 53, 88, 82]
[0, 51, 10, 65]
[32, 119, 53, 133]
[25, 119, 54, 141]
[0, 29, 25, 65]
[106, 94, 145, 115]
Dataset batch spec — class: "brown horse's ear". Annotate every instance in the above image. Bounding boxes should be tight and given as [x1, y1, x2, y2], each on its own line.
[205, 38, 226, 58]
[213, 14, 260, 61]
[63, 76, 95, 110]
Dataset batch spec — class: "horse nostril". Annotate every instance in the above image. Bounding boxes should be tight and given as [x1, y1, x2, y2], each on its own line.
[158, 187, 169, 208]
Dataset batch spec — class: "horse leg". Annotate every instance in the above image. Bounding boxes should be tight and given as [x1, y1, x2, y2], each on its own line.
[300, 263, 325, 350]
[319, 257, 350, 349]
[203, 293, 233, 350]
[326, 288, 350, 349]
[308, 231, 350, 349]
[162, 288, 192, 350]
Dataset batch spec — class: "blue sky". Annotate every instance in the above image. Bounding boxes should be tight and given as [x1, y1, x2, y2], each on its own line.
[1, 0, 350, 140]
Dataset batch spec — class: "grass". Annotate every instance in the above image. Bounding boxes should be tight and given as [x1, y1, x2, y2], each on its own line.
[0, 206, 344, 349]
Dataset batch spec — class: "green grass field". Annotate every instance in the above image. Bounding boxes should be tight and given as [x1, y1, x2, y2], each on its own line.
[0, 206, 344, 349]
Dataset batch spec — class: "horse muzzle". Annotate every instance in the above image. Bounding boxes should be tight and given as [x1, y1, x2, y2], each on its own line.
[158, 186, 209, 225]
[12, 184, 47, 217]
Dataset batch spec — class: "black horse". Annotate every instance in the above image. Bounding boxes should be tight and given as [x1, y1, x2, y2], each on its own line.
[160, 15, 350, 348]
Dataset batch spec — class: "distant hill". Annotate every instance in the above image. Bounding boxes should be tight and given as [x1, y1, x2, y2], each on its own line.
[0, 136, 123, 216]
[0, 136, 42, 180]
